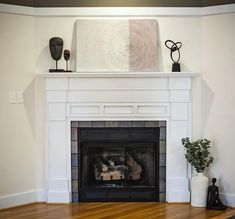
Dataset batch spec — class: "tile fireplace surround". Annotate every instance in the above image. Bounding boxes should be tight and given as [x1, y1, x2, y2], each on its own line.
[41, 72, 197, 203]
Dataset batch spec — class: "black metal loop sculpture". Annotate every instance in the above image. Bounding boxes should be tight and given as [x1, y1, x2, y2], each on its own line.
[165, 40, 182, 72]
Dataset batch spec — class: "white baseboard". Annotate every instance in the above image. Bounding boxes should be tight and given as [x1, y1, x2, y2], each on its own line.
[221, 193, 235, 207]
[36, 190, 46, 202]
[47, 191, 70, 203]
[0, 191, 36, 209]
[1, 190, 234, 208]
[167, 190, 190, 202]
[0, 190, 46, 209]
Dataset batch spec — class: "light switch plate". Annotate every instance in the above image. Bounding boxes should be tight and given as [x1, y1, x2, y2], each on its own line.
[9, 91, 16, 104]
[16, 91, 24, 103]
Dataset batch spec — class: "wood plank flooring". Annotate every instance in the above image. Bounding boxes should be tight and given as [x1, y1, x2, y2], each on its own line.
[0, 202, 235, 219]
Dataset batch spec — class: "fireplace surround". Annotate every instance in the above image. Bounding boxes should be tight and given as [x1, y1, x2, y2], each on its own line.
[42, 72, 197, 203]
[71, 121, 166, 202]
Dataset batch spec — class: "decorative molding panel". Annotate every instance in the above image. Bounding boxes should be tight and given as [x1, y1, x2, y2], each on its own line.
[104, 105, 133, 114]
[68, 90, 170, 103]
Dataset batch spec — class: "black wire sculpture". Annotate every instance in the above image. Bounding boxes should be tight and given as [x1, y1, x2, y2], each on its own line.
[165, 40, 182, 72]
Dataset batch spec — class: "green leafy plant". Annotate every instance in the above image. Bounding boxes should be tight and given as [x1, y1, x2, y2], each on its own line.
[182, 137, 214, 173]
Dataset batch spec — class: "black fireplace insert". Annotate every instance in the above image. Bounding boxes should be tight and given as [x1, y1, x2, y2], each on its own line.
[77, 127, 160, 201]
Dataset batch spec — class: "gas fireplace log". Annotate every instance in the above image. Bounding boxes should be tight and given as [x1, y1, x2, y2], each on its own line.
[126, 153, 142, 180]
[99, 170, 125, 181]
[94, 157, 108, 172]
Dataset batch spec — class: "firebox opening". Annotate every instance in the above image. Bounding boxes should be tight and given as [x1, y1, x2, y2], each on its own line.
[77, 127, 160, 201]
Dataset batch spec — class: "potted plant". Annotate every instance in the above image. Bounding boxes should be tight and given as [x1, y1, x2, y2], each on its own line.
[182, 137, 214, 207]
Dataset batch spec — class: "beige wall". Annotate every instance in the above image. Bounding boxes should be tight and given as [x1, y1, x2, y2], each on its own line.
[0, 13, 36, 196]
[34, 16, 201, 73]
[1, 10, 235, 207]
[201, 13, 235, 202]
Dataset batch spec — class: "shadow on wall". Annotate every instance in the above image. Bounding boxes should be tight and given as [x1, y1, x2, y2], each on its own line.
[70, 22, 76, 72]
[156, 21, 163, 72]
[201, 78, 214, 134]
[200, 79, 231, 204]
[23, 76, 46, 191]
[35, 22, 77, 72]
[36, 44, 52, 72]
[23, 78, 35, 139]
[23, 76, 45, 138]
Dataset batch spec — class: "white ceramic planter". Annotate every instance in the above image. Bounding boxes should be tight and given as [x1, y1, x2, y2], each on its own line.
[191, 172, 209, 207]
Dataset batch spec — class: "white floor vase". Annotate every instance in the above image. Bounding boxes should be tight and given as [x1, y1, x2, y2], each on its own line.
[191, 172, 209, 207]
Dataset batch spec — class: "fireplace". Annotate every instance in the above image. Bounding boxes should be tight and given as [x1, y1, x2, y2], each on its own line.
[71, 121, 166, 202]
[81, 127, 159, 201]
[43, 73, 195, 203]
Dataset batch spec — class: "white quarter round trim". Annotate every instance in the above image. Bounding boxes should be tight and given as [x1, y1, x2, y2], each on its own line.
[221, 193, 235, 207]
[0, 190, 46, 209]
[34, 7, 201, 17]
[0, 3, 235, 17]
[201, 4, 235, 16]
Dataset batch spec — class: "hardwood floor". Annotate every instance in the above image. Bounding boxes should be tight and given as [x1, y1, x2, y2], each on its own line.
[0, 203, 235, 219]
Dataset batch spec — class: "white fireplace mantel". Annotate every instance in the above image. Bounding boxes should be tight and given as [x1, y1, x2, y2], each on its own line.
[41, 71, 198, 203]
[40, 72, 198, 78]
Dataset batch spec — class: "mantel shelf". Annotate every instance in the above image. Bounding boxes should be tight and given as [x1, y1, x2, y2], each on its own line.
[39, 72, 199, 78]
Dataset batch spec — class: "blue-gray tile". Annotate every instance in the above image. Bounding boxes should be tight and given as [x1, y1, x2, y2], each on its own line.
[71, 127, 78, 141]
[71, 154, 78, 167]
[159, 167, 166, 180]
[145, 121, 159, 127]
[159, 193, 166, 202]
[71, 141, 78, 153]
[92, 121, 105, 127]
[78, 121, 92, 127]
[160, 154, 166, 167]
[72, 180, 78, 192]
[72, 192, 79, 202]
[72, 167, 78, 180]
[159, 180, 166, 193]
[118, 121, 132, 127]
[132, 121, 145, 127]
[105, 121, 118, 127]
[160, 127, 166, 141]
[160, 141, 166, 154]
[159, 121, 166, 127]
[71, 121, 79, 127]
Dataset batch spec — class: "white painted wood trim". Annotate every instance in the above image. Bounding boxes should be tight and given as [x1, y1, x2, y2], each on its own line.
[0, 190, 46, 209]
[201, 4, 235, 16]
[221, 193, 235, 207]
[0, 190, 234, 209]
[40, 72, 199, 78]
[34, 7, 201, 17]
[0, 4, 235, 17]
[0, 3, 34, 16]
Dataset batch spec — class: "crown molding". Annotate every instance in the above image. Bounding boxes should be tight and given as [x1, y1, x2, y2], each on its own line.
[201, 4, 235, 15]
[0, 3, 235, 17]
[0, 3, 34, 16]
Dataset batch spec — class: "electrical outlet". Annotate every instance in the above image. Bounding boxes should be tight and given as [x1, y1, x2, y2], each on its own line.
[9, 91, 16, 104]
[16, 91, 24, 103]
